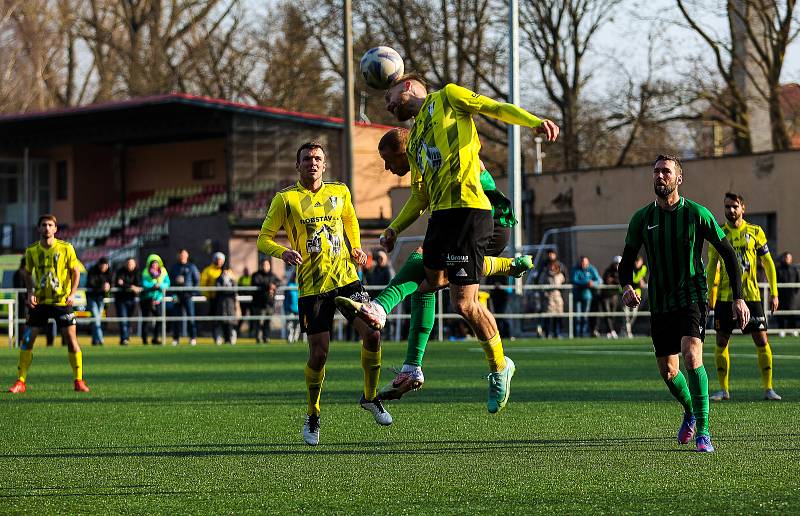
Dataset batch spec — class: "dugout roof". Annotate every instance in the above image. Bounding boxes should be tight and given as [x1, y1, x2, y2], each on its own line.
[0, 93, 393, 148]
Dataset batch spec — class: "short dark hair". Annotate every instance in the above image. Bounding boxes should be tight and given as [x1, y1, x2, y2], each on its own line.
[296, 141, 326, 163]
[725, 192, 745, 205]
[37, 214, 57, 226]
[388, 72, 428, 90]
[178, 248, 189, 254]
[378, 128, 409, 153]
[654, 154, 682, 175]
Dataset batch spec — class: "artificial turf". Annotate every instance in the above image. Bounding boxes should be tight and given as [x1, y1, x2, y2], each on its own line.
[1, 337, 798, 514]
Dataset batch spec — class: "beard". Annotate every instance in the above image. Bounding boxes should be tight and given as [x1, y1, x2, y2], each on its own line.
[725, 211, 738, 223]
[654, 182, 676, 198]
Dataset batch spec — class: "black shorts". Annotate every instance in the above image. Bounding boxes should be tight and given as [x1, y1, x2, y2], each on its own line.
[649, 303, 706, 357]
[26, 304, 76, 329]
[486, 224, 510, 258]
[422, 208, 493, 285]
[298, 281, 370, 335]
[714, 300, 767, 334]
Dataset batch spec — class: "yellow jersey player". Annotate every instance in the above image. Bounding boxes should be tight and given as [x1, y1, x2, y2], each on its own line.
[257, 141, 391, 446]
[706, 192, 781, 401]
[8, 214, 89, 394]
[343, 74, 558, 414]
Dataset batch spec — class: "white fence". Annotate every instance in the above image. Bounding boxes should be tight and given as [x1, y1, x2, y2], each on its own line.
[3, 283, 800, 348]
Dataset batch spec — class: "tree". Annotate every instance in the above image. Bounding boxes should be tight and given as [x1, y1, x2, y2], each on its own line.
[520, 0, 623, 171]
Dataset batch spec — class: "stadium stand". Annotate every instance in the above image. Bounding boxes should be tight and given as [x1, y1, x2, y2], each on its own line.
[59, 180, 288, 264]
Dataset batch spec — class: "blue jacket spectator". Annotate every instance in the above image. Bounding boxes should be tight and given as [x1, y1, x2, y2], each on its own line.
[169, 249, 201, 345]
[571, 256, 601, 338]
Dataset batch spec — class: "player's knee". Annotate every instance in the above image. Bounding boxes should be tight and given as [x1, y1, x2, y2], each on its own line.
[362, 329, 381, 349]
[451, 298, 475, 318]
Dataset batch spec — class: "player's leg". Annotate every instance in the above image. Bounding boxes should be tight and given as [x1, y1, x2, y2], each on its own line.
[302, 330, 328, 445]
[9, 322, 40, 393]
[711, 301, 733, 400]
[63, 320, 89, 392]
[752, 330, 780, 400]
[681, 334, 713, 452]
[379, 290, 435, 400]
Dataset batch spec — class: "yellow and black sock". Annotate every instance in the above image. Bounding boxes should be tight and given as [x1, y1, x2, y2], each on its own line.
[480, 333, 506, 373]
[756, 343, 774, 390]
[304, 364, 325, 416]
[361, 348, 381, 401]
[714, 344, 729, 392]
[17, 349, 33, 382]
[483, 257, 513, 277]
[68, 351, 83, 381]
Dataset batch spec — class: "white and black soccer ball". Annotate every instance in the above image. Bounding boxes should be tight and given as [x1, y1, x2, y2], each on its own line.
[359, 46, 404, 90]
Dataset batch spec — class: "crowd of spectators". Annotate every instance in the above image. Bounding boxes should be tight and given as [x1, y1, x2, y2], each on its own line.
[26, 243, 800, 344]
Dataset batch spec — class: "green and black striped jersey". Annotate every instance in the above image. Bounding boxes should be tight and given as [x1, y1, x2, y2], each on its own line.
[624, 197, 725, 313]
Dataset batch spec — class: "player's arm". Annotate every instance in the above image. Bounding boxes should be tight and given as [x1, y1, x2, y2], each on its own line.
[257, 194, 300, 265]
[705, 244, 721, 303]
[759, 245, 779, 313]
[342, 187, 367, 266]
[444, 84, 559, 141]
[619, 212, 644, 308]
[383, 181, 429, 252]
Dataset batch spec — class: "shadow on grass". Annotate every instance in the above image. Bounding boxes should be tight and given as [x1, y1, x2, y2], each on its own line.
[0, 436, 740, 460]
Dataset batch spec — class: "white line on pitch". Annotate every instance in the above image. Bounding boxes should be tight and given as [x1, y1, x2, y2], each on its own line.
[468, 346, 800, 360]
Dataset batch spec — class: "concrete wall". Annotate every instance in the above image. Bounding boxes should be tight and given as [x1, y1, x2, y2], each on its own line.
[353, 125, 411, 220]
[125, 139, 226, 192]
[526, 150, 800, 266]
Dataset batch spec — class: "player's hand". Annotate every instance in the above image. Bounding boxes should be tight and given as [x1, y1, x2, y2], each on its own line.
[27, 295, 38, 309]
[621, 285, 640, 308]
[733, 298, 750, 331]
[380, 228, 397, 252]
[282, 249, 303, 266]
[66, 294, 76, 307]
[536, 119, 560, 142]
[351, 247, 367, 266]
[769, 295, 779, 315]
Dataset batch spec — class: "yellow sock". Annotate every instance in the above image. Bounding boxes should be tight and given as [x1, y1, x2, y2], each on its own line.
[361, 348, 381, 401]
[68, 351, 83, 381]
[304, 364, 325, 416]
[714, 344, 729, 392]
[480, 333, 506, 372]
[483, 256, 513, 277]
[17, 349, 33, 382]
[756, 343, 774, 390]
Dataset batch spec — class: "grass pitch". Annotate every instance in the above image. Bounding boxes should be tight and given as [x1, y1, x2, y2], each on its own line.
[1, 337, 799, 514]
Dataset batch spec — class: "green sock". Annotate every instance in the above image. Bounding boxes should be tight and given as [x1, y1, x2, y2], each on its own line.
[685, 365, 710, 437]
[664, 370, 693, 415]
[404, 291, 436, 367]
[375, 252, 425, 314]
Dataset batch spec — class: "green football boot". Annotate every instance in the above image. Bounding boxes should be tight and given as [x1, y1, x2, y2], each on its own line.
[487, 356, 515, 413]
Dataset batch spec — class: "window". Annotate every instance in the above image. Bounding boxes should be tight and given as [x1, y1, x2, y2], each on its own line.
[192, 160, 215, 180]
[56, 161, 68, 200]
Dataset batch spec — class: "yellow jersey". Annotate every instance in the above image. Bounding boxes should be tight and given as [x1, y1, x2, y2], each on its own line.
[24, 239, 80, 306]
[404, 83, 543, 214]
[707, 220, 777, 302]
[257, 181, 361, 297]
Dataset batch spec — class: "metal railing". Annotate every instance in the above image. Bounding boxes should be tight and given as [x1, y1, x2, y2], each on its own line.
[3, 282, 800, 347]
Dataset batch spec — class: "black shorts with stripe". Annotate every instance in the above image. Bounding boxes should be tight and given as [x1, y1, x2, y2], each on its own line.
[26, 304, 76, 329]
[422, 208, 493, 285]
[714, 300, 767, 335]
[649, 303, 707, 357]
[299, 281, 369, 336]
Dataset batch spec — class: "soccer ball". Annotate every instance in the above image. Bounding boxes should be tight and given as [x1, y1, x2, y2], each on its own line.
[359, 46, 404, 90]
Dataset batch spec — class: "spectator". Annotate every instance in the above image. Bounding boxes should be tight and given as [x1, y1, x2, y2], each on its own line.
[624, 255, 648, 338]
[283, 269, 300, 343]
[140, 254, 170, 345]
[114, 257, 142, 346]
[200, 252, 225, 342]
[571, 256, 601, 338]
[237, 267, 252, 338]
[169, 249, 200, 346]
[539, 256, 566, 338]
[86, 257, 112, 346]
[251, 259, 279, 343]
[366, 249, 394, 287]
[536, 249, 567, 283]
[215, 265, 238, 345]
[598, 256, 622, 338]
[776, 252, 800, 336]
